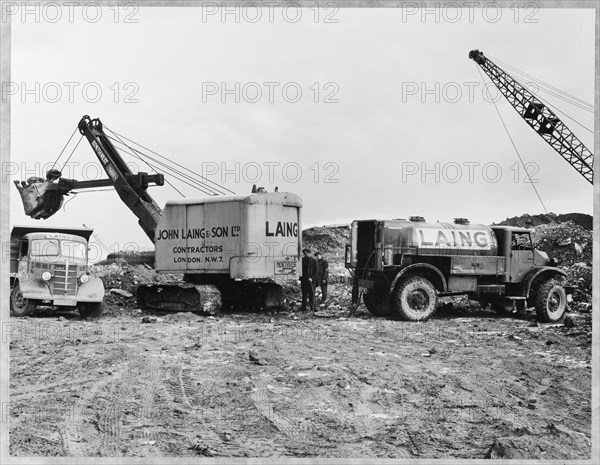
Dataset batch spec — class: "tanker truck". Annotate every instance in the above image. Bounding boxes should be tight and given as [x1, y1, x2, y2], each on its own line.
[345, 217, 573, 322]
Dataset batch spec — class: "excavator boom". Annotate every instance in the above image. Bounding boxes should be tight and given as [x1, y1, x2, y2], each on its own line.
[14, 115, 165, 242]
[76, 115, 164, 241]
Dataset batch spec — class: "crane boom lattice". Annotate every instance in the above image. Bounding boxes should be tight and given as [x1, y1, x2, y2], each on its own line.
[469, 49, 593, 184]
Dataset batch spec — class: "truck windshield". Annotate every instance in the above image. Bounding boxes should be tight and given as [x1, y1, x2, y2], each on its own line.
[30, 239, 87, 259]
[512, 233, 532, 250]
[62, 241, 87, 259]
[30, 239, 60, 257]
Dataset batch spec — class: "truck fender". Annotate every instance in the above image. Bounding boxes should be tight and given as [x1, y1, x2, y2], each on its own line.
[389, 263, 447, 293]
[13, 274, 52, 299]
[521, 266, 567, 297]
[76, 277, 105, 302]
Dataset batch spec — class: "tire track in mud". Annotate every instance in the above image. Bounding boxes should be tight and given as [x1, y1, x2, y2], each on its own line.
[95, 354, 157, 456]
[296, 386, 354, 433]
[327, 322, 462, 457]
[162, 358, 248, 456]
[251, 372, 324, 454]
[11, 375, 101, 401]
[61, 365, 128, 456]
[329, 360, 413, 457]
[11, 352, 54, 376]
[133, 354, 161, 446]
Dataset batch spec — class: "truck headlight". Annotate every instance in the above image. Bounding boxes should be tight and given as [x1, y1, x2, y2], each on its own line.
[41, 271, 52, 281]
[80, 274, 90, 284]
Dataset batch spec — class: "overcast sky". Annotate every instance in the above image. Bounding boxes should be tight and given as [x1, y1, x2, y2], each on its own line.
[7, 5, 595, 259]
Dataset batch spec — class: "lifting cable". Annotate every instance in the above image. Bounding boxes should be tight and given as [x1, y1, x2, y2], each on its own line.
[50, 126, 79, 172]
[488, 54, 594, 112]
[108, 136, 218, 197]
[475, 65, 549, 214]
[104, 126, 236, 196]
[60, 135, 84, 171]
[105, 129, 230, 197]
[106, 129, 186, 198]
[488, 55, 594, 135]
[107, 133, 216, 197]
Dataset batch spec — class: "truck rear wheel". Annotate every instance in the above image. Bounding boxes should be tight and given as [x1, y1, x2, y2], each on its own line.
[10, 284, 38, 317]
[392, 276, 437, 321]
[535, 279, 567, 322]
[363, 290, 392, 317]
[78, 302, 104, 318]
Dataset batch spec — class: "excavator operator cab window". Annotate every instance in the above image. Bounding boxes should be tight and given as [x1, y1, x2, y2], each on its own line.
[511, 232, 532, 251]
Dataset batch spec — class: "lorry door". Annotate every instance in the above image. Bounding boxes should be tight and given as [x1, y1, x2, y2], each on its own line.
[508, 232, 535, 282]
[355, 221, 378, 269]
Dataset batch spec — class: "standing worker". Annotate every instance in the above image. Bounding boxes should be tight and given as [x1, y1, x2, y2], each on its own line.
[301, 248, 318, 312]
[314, 251, 329, 304]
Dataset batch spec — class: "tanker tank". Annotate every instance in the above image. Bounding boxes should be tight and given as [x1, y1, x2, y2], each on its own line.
[382, 219, 498, 260]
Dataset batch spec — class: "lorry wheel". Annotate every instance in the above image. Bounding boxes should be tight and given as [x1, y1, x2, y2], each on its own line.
[10, 284, 38, 316]
[363, 290, 392, 317]
[535, 280, 567, 322]
[78, 302, 104, 318]
[392, 276, 437, 321]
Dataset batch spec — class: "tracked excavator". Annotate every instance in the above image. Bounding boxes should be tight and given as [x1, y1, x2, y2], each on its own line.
[14, 115, 302, 314]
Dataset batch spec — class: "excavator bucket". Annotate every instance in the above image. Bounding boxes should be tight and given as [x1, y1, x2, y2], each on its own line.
[13, 170, 73, 220]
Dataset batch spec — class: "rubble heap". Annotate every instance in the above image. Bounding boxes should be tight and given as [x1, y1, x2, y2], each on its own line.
[90, 262, 183, 312]
[302, 225, 350, 275]
[498, 212, 592, 231]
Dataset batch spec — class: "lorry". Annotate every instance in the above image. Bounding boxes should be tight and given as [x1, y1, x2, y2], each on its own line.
[9, 226, 105, 317]
[345, 217, 573, 322]
[14, 115, 302, 314]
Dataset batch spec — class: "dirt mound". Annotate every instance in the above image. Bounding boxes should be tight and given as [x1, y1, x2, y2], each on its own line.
[522, 221, 592, 303]
[302, 225, 350, 275]
[90, 262, 183, 313]
[530, 221, 592, 265]
[97, 250, 155, 266]
[497, 212, 592, 231]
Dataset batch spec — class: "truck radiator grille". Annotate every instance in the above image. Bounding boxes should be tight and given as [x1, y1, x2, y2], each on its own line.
[51, 264, 78, 296]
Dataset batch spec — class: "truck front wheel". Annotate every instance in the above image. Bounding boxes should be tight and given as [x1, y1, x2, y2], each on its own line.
[535, 280, 567, 322]
[78, 302, 104, 318]
[392, 276, 437, 321]
[10, 284, 38, 316]
[363, 289, 392, 317]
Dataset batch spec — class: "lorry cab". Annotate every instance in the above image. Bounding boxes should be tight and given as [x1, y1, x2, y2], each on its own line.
[9, 226, 105, 317]
[490, 226, 555, 283]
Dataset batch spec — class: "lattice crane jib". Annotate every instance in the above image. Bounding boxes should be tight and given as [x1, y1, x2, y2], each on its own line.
[469, 50, 593, 184]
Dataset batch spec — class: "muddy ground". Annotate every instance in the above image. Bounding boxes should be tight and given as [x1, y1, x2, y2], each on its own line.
[8, 285, 592, 459]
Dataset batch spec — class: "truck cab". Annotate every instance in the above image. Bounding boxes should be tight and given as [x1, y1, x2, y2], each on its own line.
[491, 226, 556, 283]
[9, 226, 105, 317]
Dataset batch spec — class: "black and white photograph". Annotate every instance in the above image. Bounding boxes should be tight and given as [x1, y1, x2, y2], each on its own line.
[1, 1, 597, 461]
